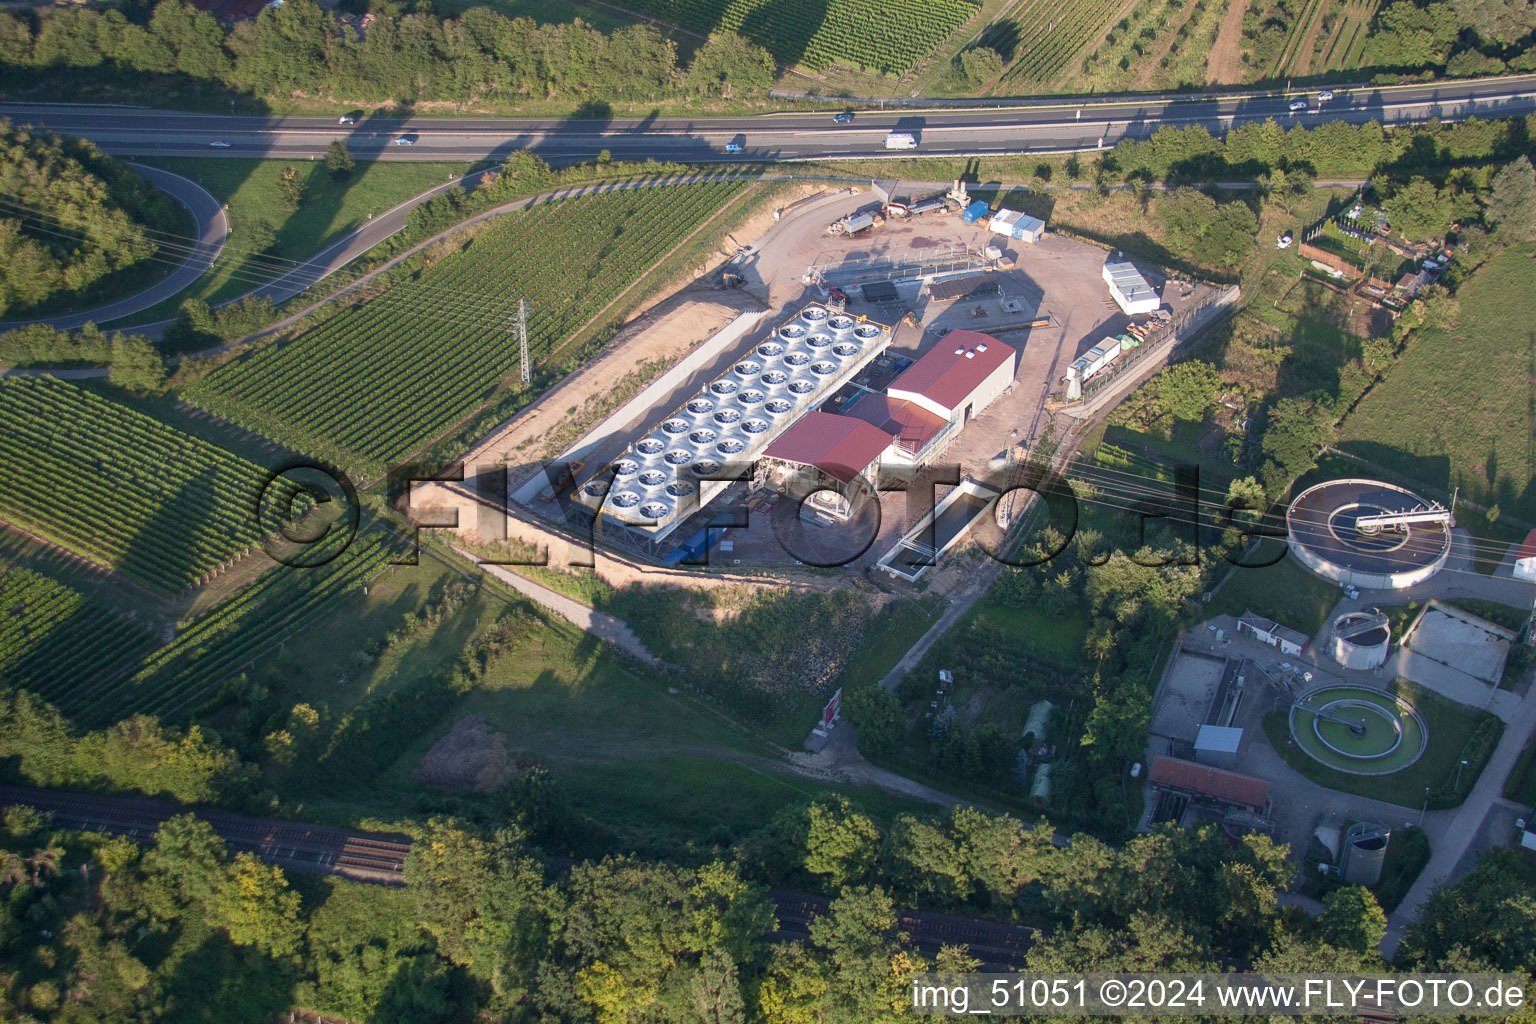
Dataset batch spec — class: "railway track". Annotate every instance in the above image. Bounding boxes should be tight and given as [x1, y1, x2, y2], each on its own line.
[1, 785, 1035, 965]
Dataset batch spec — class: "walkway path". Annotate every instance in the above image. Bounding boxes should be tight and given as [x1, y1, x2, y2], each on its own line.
[458, 546, 661, 667]
[0, 163, 227, 331]
[1382, 676, 1536, 957]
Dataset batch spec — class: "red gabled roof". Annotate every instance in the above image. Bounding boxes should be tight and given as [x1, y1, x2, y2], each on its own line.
[847, 394, 949, 455]
[762, 411, 893, 483]
[1516, 529, 1536, 562]
[1148, 756, 1269, 808]
[887, 330, 1017, 413]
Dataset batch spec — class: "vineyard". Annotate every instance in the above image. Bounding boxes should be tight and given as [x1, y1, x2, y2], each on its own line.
[0, 564, 158, 704]
[183, 181, 746, 481]
[70, 527, 402, 726]
[0, 377, 273, 593]
[996, 0, 1128, 86]
[619, 0, 979, 73]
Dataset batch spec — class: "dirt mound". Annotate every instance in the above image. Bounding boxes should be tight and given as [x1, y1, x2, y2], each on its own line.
[413, 715, 514, 793]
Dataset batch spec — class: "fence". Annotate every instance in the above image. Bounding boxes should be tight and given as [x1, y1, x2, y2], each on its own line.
[1078, 284, 1242, 403]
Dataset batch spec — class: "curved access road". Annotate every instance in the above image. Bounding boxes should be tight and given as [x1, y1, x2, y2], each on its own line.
[0, 163, 226, 331]
[4, 76, 1535, 165]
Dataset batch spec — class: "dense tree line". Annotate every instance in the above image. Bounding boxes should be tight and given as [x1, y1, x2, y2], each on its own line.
[0, 0, 775, 107]
[0, 120, 181, 317]
[5, 800, 1449, 1023]
[0, 688, 252, 804]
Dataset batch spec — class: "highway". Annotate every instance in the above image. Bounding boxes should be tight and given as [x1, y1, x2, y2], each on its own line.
[5, 76, 1536, 164]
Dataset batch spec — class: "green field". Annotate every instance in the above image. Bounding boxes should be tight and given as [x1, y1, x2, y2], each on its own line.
[182, 181, 745, 480]
[0, 377, 273, 593]
[124, 158, 473, 318]
[619, 0, 980, 72]
[1338, 244, 1536, 520]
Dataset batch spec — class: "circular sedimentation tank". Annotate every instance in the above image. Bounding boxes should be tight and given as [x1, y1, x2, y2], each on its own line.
[1287, 685, 1427, 775]
[1286, 479, 1451, 589]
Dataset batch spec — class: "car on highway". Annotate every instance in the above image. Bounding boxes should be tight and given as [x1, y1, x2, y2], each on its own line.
[725, 136, 745, 153]
[393, 135, 416, 145]
[1317, 89, 1334, 101]
[1289, 99, 1307, 111]
[833, 112, 853, 124]
[209, 140, 231, 148]
[338, 115, 356, 124]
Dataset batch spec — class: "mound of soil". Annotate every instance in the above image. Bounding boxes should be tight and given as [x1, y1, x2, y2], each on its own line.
[413, 715, 514, 793]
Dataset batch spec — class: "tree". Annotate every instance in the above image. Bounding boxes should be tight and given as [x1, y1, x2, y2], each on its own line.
[1157, 360, 1222, 421]
[957, 46, 1002, 85]
[405, 819, 555, 996]
[1486, 156, 1536, 241]
[212, 852, 303, 957]
[325, 139, 354, 178]
[1318, 885, 1387, 952]
[276, 165, 307, 210]
[107, 335, 166, 393]
[843, 686, 902, 757]
[687, 32, 775, 97]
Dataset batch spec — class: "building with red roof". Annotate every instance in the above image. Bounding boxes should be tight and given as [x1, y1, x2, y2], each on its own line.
[757, 412, 894, 520]
[1147, 755, 1270, 813]
[1515, 528, 1536, 582]
[886, 330, 1017, 422]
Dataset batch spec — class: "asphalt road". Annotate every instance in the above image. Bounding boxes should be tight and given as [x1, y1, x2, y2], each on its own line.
[0, 162, 227, 331]
[5, 76, 1536, 165]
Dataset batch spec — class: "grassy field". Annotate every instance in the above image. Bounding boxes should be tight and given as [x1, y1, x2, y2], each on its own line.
[1261, 679, 1503, 809]
[1209, 550, 1344, 636]
[1338, 244, 1536, 521]
[121, 158, 472, 319]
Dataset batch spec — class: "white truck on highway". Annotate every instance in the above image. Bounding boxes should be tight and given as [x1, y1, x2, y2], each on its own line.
[884, 132, 917, 150]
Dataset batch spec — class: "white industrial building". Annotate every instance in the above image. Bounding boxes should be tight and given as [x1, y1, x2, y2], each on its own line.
[575, 304, 891, 540]
[1237, 611, 1309, 655]
[852, 330, 1017, 474]
[1103, 259, 1160, 315]
[989, 209, 1046, 243]
[1514, 529, 1536, 581]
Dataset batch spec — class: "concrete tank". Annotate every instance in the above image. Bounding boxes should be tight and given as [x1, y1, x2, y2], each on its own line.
[1340, 822, 1390, 886]
[1330, 611, 1391, 670]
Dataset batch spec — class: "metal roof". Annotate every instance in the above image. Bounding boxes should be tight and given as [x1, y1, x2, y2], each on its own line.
[886, 330, 1016, 415]
[762, 411, 893, 483]
[1148, 756, 1269, 808]
[1194, 724, 1243, 754]
[929, 275, 1000, 301]
[847, 394, 949, 455]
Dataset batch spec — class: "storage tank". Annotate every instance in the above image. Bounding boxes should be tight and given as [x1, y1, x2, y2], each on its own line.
[1330, 610, 1390, 670]
[1340, 822, 1390, 886]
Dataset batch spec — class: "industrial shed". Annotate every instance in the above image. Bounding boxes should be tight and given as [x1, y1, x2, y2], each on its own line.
[757, 411, 893, 520]
[1148, 756, 1270, 814]
[1237, 611, 1309, 655]
[927, 275, 999, 301]
[989, 209, 1046, 242]
[1103, 259, 1160, 314]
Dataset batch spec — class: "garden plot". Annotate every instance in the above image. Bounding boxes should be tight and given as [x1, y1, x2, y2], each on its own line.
[1404, 603, 1514, 685]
